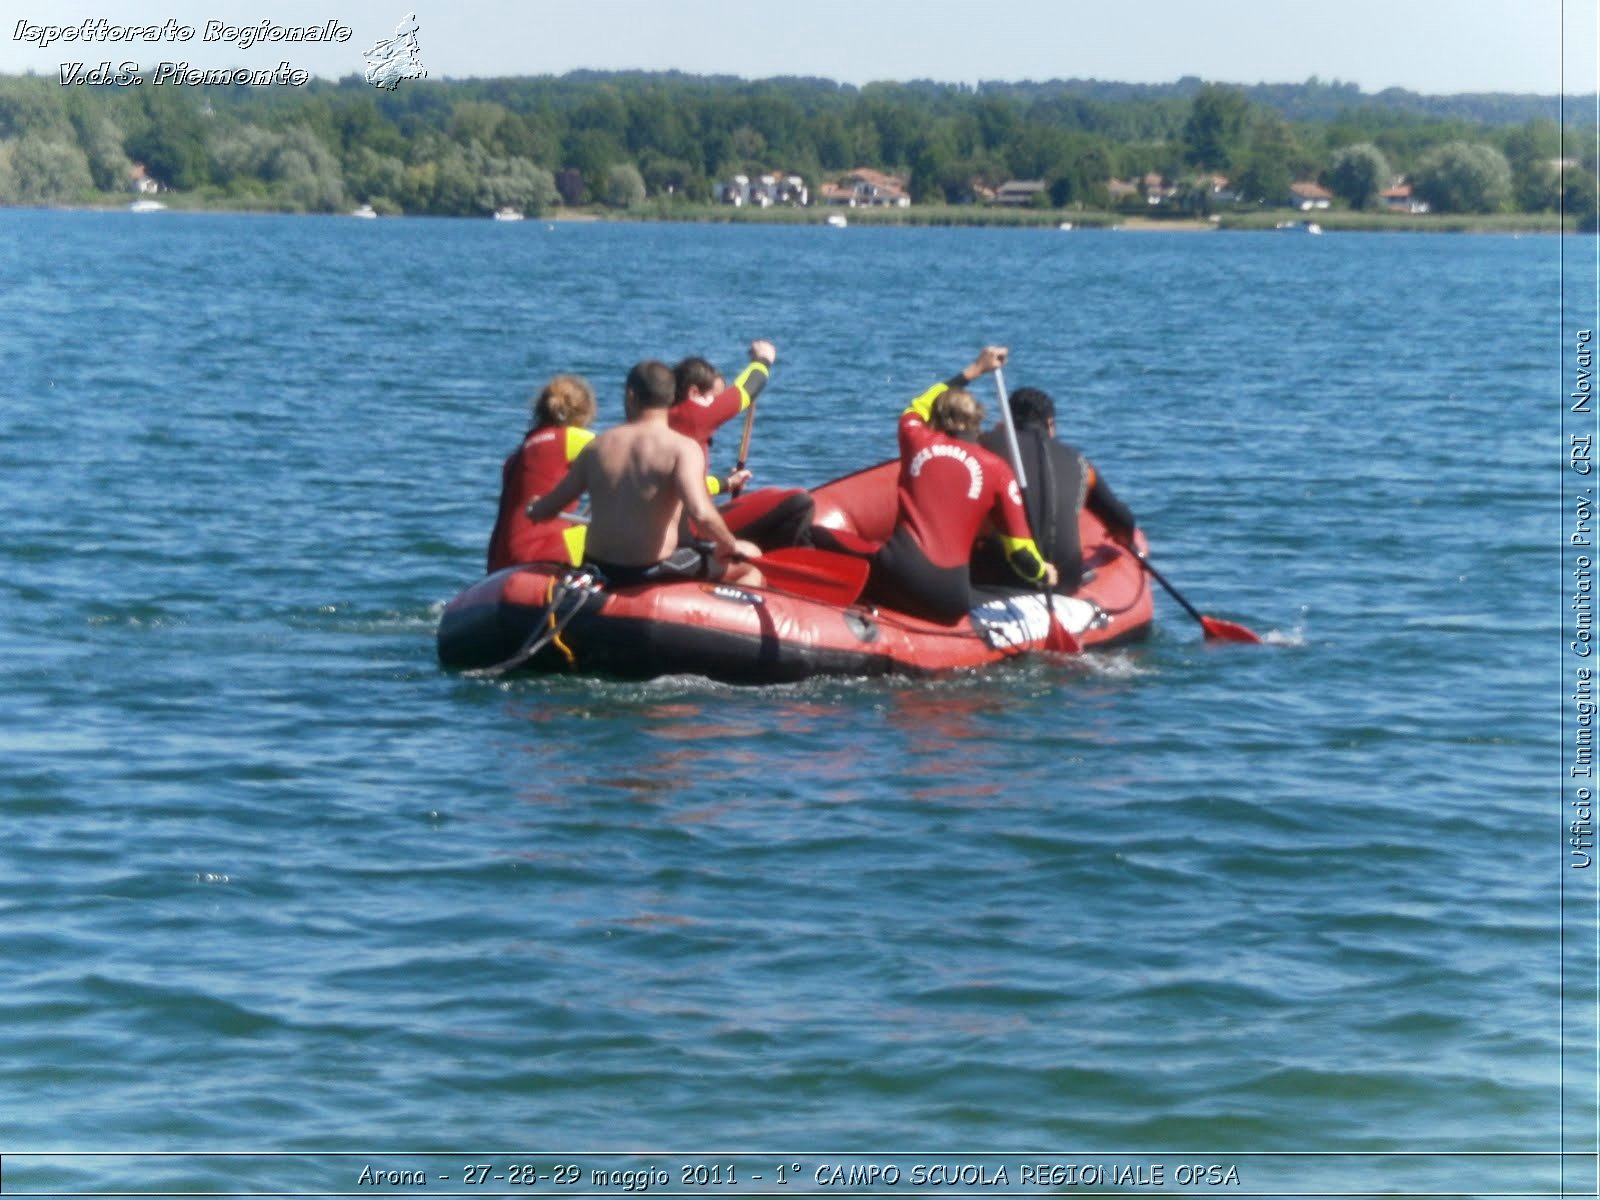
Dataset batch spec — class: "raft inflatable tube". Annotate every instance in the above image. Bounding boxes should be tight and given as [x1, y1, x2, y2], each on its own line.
[437, 461, 1152, 683]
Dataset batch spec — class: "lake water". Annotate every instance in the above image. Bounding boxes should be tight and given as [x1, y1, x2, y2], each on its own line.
[0, 209, 1590, 1198]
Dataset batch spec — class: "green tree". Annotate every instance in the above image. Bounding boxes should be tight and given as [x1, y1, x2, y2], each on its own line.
[429, 144, 479, 214]
[345, 145, 406, 208]
[1513, 156, 1559, 212]
[398, 159, 437, 213]
[626, 95, 696, 162]
[1412, 141, 1513, 213]
[208, 125, 277, 187]
[0, 77, 70, 140]
[1007, 125, 1073, 182]
[565, 128, 627, 196]
[126, 92, 210, 190]
[846, 119, 881, 169]
[471, 147, 557, 214]
[77, 115, 131, 192]
[1564, 166, 1598, 232]
[728, 125, 768, 165]
[1326, 142, 1392, 209]
[811, 113, 854, 170]
[1170, 173, 1215, 216]
[1232, 151, 1289, 205]
[498, 111, 561, 167]
[568, 88, 629, 143]
[2, 134, 91, 203]
[1229, 114, 1309, 204]
[908, 131, 957, 203]
[330, 96, 408, 160]
[974, 96, 1021, 153]
[449, 100, 509, 152]
[265, 127, 345, 212]
[603, 162, 646, 209]
[1047, 137, 1116, 208]
[637, 151, 704, 202]
[863, 99, 921, 166]
[1505, 119, 1561, 212]
[1182, 84, 1250, 170]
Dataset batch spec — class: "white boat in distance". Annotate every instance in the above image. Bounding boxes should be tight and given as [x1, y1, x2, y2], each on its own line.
[493, 207, 525, 222]
[350, 204, 378, 219]
[825, 212, 847, 228]
[128, 199, 166, 213]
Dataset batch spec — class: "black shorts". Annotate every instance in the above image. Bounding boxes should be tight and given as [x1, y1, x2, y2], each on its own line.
[585, 543, 724, 588]
[866, 527, 971, 623]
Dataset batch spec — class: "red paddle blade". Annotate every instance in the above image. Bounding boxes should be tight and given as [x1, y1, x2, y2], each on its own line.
[1201, 616, 1263, 644]
[1043, 625, 1082, 654]
[755, 547, 870, 606]
[1040, 594, 1083, 654]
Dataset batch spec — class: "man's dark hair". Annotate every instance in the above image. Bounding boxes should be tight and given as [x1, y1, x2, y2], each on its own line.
[672, 356, 718, 403]
[1008, 386, 1055, 429]
[626, 360, 676, 410]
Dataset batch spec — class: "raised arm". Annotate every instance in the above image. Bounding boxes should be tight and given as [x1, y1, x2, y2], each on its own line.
[717, 339, 776, 416]
[904, 344, 1009, 420]
[950, 344, 1007, 389]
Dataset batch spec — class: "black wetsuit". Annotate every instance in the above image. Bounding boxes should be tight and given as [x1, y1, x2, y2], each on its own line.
[866, 526, 972, 623]
[975, 425, 1136, 593]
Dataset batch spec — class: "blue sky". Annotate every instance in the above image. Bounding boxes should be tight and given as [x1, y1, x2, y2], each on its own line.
[3, 0, 1594, 95]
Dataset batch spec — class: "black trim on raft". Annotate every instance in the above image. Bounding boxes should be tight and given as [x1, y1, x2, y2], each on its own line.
[439, 586, 911, 684]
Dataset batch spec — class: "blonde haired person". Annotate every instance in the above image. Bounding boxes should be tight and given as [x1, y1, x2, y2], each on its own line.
[486, 374, 597, 573]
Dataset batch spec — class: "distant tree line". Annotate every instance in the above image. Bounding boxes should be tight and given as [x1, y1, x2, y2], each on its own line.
[0, 71, 1593, 226]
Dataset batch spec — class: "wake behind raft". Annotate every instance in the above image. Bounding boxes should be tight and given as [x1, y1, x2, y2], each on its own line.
[436, 460, 1154, 684]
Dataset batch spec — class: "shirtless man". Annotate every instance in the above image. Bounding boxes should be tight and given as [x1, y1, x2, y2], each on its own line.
[526, 360, 764, 588]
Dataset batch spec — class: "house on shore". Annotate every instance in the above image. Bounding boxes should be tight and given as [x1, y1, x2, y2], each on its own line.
[993, 179, 1047, 207]
[1204, 174, 1239, 204]
[819, 168, 911, 207]
[1380, 183, 1430, 214]
[1141, 173, 1174, 205]
[129, 163, 162, 195]
[718, 172, 808, 207]
[1106, 174, 1175, 206]
[1288, 181, 1333, 211]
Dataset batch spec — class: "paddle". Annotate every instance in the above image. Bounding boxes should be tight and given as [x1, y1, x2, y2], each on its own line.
[994, 364, 1027, 489]
[730, 394, 757, 495]
[1132, 551, 1263, 644]
[993, 364, 1081, 654]
[548, 513, 867, 606]
[754, 546, 869, 606]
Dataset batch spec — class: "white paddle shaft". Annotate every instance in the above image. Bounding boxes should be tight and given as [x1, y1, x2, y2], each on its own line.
[993, 364, 1026, 489]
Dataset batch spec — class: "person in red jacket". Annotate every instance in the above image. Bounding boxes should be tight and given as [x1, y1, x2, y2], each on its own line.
[485, 375, 596, 573]
[668, 339, 776, 496]
[819, 345, 1058, 623]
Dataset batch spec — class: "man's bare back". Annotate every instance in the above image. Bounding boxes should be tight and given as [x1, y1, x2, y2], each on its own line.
[580, 413, 709, 564]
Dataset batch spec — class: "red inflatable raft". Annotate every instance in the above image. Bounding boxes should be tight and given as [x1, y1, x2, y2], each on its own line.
[436, 460, 1153, 683]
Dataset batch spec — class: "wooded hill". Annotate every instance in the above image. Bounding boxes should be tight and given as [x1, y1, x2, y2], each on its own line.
[0, 69, 1592, 222]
